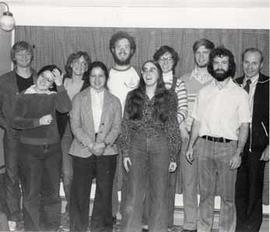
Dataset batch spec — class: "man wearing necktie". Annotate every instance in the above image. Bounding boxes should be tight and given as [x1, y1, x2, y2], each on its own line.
[235, 48, 269, 232]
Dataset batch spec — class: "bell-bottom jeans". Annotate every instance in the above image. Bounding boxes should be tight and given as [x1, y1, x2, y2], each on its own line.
[121, 133, 170, 232]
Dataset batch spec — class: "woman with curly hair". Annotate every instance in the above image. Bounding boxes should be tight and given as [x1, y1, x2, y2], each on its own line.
[119, 60, 180, 232]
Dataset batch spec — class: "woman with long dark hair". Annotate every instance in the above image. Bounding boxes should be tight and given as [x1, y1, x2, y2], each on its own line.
[119, 60, 180, 232]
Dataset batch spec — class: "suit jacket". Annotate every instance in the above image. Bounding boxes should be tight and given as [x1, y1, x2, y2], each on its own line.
[69, 87, 122, 158]
[235, 73, 269, 152]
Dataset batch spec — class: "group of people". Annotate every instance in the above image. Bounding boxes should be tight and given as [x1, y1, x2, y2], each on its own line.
[0, 31, 268, 232]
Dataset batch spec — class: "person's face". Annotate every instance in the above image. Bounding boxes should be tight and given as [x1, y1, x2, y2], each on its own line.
[212, 55, 230, 82]
[89, 67, 106, 92]
[194, 45, 211, 68]
[243, 51, 263, 79]
[36, 70, 54, 91]
[14, 49, 32, 68]
[71, 56, 88, 76]
[141, 62, 160, 87]
[112, 38, 132, 65]
[158, 51, 174, 74]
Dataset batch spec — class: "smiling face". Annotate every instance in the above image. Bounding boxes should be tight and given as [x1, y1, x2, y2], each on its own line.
[194, 45, 211, 68]
[71, 56, 88, 76]
[14, 49, 32, 68]
[112, 38, 132, 65]
[243, 51, 263, 79]
[89, 67, 106, 92]
[36, 70, 54, 91]
[141, 62, 160, 88]
[158, 51, 174, 73]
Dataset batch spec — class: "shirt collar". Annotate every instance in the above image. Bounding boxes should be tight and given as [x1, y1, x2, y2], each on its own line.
[244, 73, 259, 85]
[90, 87, 104, 96]
[211, 77, 234, 90]
[191, 67, 213, 84]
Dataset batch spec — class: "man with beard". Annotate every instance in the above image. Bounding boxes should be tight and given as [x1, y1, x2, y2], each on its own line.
[107, 31, 140, 223]
[180, 38, 214, 232]
[235, 48, 269, 232]
[0, 41, 37, 231]
[186, 47, 250, 232]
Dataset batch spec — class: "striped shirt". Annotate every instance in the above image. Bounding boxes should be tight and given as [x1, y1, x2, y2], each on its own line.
[163, 71, 188, 124]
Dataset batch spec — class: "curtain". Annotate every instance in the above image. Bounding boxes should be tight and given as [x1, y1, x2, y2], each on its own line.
[15, 26, 269, 78]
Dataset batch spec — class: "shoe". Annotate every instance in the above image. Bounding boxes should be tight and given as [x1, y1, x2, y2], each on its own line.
[8, 221, 16, 232]
[112, 216, 117, 225]
[182, 229, 197, 232]
[142, 224, 149, 232]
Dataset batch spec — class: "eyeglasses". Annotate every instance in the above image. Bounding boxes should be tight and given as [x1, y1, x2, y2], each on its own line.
[159, 57, 173, 62]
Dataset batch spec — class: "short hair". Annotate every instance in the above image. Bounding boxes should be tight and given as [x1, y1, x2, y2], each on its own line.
[241, 47, 264, 63]
[153, 45, 179, 71]
[64, 51, 91, 80]
[10, 41, 34, 64]
[88, 61, 109, 88]
[207, 46, 236, 78]
[109, 31, 136, 54]
[37, 64, 62, 76]
[193, 38, 215, 53]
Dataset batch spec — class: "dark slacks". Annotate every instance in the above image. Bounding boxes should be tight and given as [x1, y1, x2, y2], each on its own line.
[70, 155, 117, 232]
[0, 173, 9, 231]
[3, 132, 22, 221]
[19, 143, 62, 231]
[121, 133, 170, 232]
[235, 149, 266, 232]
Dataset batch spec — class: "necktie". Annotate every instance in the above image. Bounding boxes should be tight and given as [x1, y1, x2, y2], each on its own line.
[244, 79, 251, 93]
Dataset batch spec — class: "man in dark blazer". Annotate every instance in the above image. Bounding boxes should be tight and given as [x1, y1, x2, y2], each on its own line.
[235, 48, 269, 232]
[0, 41, 37, 231]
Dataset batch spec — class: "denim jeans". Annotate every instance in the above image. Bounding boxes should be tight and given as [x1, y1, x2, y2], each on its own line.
[197, 137, 237, 232]
[19, 143, 62, 231]
[70, 155, 117, 232]
[3, 132, 22, 221]
[121, 133, 170, 232]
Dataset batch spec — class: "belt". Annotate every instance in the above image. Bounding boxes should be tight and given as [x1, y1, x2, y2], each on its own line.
[201, 135, 232, 143]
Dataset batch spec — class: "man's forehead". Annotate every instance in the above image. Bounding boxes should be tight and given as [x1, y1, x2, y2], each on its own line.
[244, 51, 262, 61]
[115, 38, 130, 46]
[214, 55, 229, 61]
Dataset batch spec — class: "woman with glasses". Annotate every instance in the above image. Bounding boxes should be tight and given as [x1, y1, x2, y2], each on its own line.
[119, 60, 180, 232]
[12, 65, 71, 231]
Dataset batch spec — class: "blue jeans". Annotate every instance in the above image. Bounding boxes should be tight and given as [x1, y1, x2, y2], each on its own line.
[121, 133, 170, 232]
[197, 137, 237, 232]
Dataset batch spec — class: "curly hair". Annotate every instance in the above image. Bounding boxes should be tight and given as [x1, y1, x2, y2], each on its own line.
[126, 60, 171, 122]
[37, 64, 62, 76]
[109, 31, 136, 55]
[63, 51, 91, 81]
[207, 46, 236, 78]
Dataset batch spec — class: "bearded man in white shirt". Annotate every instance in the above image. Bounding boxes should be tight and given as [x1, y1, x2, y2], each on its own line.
[186, 47, 250, 232]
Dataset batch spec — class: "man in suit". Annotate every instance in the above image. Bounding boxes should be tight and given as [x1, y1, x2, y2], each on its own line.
[0, 41, 37, 231]
[235, 48, 269, 232]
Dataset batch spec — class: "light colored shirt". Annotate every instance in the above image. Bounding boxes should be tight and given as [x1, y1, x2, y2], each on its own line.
[163, 71, 188, 124]
[242, 74, 259, 117]
[181, 68, 213, 131]
[90, 88, 104, 133]
[192, 78, 251, 140]
[107, 66, 140, 114]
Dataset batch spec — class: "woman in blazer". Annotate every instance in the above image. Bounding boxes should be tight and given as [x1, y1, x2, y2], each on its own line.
[69, 61, 122, 232]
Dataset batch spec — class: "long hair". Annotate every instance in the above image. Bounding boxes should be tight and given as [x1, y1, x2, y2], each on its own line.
[63, 51, 91, 81]
[126, 60, 171, 122]
[207, 46, 236, 78]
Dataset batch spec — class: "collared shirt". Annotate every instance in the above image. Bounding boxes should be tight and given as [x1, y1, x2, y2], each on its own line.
[90, 88, 104, 133]
[243, 74, 259, 117]
[192, 78, 251, 140]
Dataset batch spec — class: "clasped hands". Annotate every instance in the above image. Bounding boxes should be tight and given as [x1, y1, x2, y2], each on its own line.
[89, 142, 106, 156]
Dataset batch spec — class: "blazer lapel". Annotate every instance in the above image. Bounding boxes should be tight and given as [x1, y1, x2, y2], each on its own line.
[84, 90, 95, 133]
[98, 90, 110, 133]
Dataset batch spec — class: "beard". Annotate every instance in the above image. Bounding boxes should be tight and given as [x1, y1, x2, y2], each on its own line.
[112, 52, 132, 66]
[213, 69, 230, 82]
